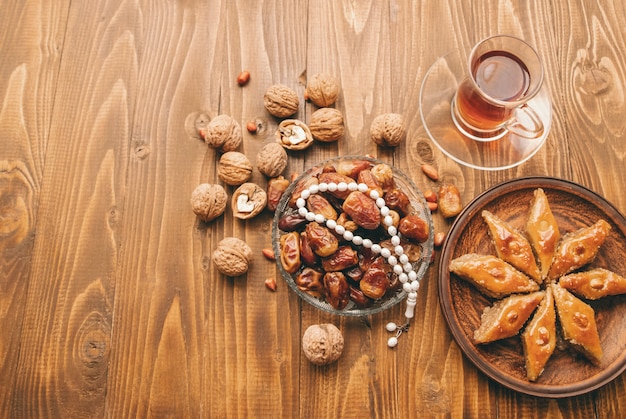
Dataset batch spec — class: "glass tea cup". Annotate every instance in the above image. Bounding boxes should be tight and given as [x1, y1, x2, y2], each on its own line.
[451, 35, 545, 141]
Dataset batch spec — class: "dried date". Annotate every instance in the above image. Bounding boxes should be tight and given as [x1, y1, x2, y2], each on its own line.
[321, 245, 358, 272]
[349, 286, 374, 308]
[307, 194, 337, 221]
[344, 266, 364, 282]
[342, 191, 381, 230]
[278, 213, 308, 232]
[296, 267, 325, 298]
[398, 214, 430, 243]
[360, 265, 389, 299]
[267, 176, 290, 212]
[384, 189, 412, 216]
[370, 163, 395, 192]
[289, 177, 318, 208]
[280, 232, 301, 274]
[335, 159, 371, 179]
[300, 232, 319, 266]
[323, 272, 350, 310]
[305, 222, 339, 257]
[438, 184, 463, 218]
[357, 169, 383, 198]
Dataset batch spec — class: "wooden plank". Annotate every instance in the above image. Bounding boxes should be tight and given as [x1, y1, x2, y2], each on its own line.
[9, 0, 137, 416]
[101, 0, 305, 417]
[0, 1, 70, 416]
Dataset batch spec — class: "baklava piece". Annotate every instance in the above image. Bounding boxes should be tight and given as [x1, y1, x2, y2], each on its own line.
[449, 254, 540, 298]
[522, 287, 556, 381]
[559, 268, 626, 300]
[482, 210, 541, 282]
[473, 291, 545, 344]
[551, 283, 603, 365]
[548, 219, 611, 280]
[526, 188, 560, 281]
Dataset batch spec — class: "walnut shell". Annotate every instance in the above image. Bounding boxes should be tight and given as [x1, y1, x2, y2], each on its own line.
[309, 108, 345, 143]
[212, 237, 252, 276]
[302, 323, 344, 366]
[256, 142, 288, 178]
[218, 151, 253, 186]
[275, 119, 313, 150]
[190, 183, 227, 222]
[204, 114, 243, 152]
[232, 182, 267, 219]
[264, 84, 299, 118]
[305, 73, 340, 107]
[370, 113, 406, 147]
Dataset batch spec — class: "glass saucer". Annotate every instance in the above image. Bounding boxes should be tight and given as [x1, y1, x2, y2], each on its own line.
[419, 49, 552, 170]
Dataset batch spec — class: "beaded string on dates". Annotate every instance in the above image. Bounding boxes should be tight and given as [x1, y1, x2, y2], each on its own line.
[295, 181, 420, 348]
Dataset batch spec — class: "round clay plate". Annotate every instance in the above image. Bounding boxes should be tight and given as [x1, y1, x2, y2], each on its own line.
[439, 177, 626, 397]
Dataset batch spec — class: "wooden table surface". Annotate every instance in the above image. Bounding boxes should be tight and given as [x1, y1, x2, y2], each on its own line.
[2, 0, 625, 417]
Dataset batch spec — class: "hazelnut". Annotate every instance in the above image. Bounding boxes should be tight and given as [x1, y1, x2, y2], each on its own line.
[302, 323, 344, 366]
[236, 70, 250, 86]
[264, 84, 299, 118]
[370, 113, 406, 147]
[309, 108, 344, 143]
[256, 142, 288, 178]
[212, 237, 252, 276]
[204, 114, 243, 152]
[276, 119, 313, 150]
[232, 182, 267, 219]
[218, 151, 253, 186]
[190, 183, 227, 222]
[305, 73, 340, 107]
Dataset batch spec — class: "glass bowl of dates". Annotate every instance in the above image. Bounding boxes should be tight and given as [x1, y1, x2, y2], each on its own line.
[272, 156, 434, 316]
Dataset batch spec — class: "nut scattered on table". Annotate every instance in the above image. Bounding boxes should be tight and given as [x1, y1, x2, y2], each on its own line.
[256, 142, 288, 178]
[190, 183, 228, 222]
[309, 108, 345, 143]
[237, 70, 250, 86]
[212, 237, 252, 276]
[421, 163, 439, 181]
[302, 323, 344, 366]
[264, 84, 299, 118]
[264, 277, 277, 291]
[262, 248, 276, 261]
[305, 73, 340, 107]
[203, 114, 243, 152]
[232, 182, 267, 219]
[246, 121, 258, 134]
[275, 119, 313, 150]
[370, 113, 406, 147]
[218, 151, 253, 186]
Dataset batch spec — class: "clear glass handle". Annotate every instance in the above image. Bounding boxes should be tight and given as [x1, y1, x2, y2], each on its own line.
[506, 104, 545, 139]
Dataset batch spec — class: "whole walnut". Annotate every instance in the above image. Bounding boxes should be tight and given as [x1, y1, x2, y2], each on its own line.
[256, 142, 288, 178]
[264, 84, 299, 118]
[212, 237, 252, 276]
[203, 114, 243, 152]
[305, 73, 340, 107]
[370, 113, 406, 147]
[190, 183, 227, 222]
[302, 323, 344, 366]
[218, 151, 253, 186]
[309, 108, 344, 143]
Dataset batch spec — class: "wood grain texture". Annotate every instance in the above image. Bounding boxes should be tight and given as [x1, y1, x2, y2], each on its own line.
[0, 0, 69, 415]
[0, 0, 625, 417]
